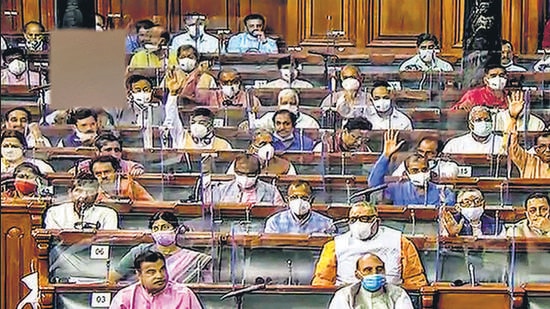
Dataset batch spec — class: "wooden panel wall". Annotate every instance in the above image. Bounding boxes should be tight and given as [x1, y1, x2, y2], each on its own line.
[0, 1, 547, 56]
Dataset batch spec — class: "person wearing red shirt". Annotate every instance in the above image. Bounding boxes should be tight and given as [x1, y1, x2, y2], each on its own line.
[451, 64, 508, 111]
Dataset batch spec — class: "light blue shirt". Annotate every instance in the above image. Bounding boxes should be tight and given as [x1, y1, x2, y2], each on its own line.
[264, 210, 334, 234]
[226, 32, 278, 54]
[170, 32, 219, 54]
[368, 154, 456, 206]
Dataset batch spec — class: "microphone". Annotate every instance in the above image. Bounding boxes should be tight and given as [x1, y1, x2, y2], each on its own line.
[321, 218, 349, 234]
[219, 283, 266, 300]
[349, 184, 388, 202]
[308, 50, 339, 59]
[468, 263, 476, 287]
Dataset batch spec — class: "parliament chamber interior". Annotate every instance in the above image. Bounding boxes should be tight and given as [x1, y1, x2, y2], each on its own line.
[1, 0, 549, 308]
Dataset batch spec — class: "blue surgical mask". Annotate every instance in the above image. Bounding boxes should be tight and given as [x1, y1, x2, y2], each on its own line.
[361, 274, 386, 292]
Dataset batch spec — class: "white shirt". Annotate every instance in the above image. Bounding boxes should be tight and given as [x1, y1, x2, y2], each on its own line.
[320, 90, 371, 119]
[170, 32, 219, 54]
[44, 202, 118, 229]
[252, 111, 320, 131]
[533, 58, 550, 72]
[263, 78, 314, 88]
[399, 55, 454, 72]
[503, 63, 527, 72]
[442, 133, 504, 155]
[364, 107, 413, 130]
[26, 134, 52, 148]
[494, 111, 546, 132]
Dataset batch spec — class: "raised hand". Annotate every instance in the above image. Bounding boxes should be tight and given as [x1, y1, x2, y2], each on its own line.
[441, 208, 464, 237]
[507, 90, 525, 119]
[165, 66, 187, 95]
[383, 129, 405, 158]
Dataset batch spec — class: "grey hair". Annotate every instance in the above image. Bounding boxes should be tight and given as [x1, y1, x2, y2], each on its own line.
[456, 188, 484, 203]
[277, 88, 300, 105]
[468, 105, 491, 123]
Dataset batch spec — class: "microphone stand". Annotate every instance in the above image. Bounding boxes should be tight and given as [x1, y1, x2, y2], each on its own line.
[220, 283, 266, 309]
[349, 184, 388, 203]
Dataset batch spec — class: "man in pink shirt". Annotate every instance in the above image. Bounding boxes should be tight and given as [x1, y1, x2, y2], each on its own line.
[1, 47, 44, 86]
[110, 251, 204, 309]
[451, 63, 508, 111]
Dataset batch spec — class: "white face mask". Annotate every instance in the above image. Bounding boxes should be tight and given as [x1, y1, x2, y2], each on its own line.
[256, 144, 275, 162]
[373, 99, 392, 113]
[178, 58, 197, 72]
[349, 221, 378, 240]
[472, 121, 493, 137]
[8, 59, 26, 75]
[75, 131, 96, 142]
[235, 175, 258, 189]
[132, 91, 152, 105]
[289, 199, 311, 216]
[408, 171, 430, 187]
[222, 85, 240, 98]
[1, 147, 23, 161]
[486, 76, 507, 90]
[279, 103, 298, 115]
[190, 123, 209, 139]
[144, 43, 159, 52]
[280, 69, 297, 82]
[342, 78, 360, 91]
[460, 207, 484, 222]
[419, 49, 435, 62]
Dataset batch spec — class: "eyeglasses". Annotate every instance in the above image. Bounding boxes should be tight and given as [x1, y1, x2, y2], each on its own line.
[289, 195, 310, 201]
[234, 171, 258, 177]
[458, 198, 484, 208]
[348, 215, 377, 224]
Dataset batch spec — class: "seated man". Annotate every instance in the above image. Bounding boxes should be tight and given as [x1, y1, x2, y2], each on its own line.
[1, 129, 53, 174]
[197, 68, 261, 108]
[399, 33, 453, 72]
[70, 132, 144, 176]
[125, 19, 155, 54]
[226, 13, 278, 54]
[3, 107, 51, 148]
[110, 74, 164, 127]
[1, 47, 44, 86]
[501, 40, 527, 72]
[392, 137, 459, 178]
[170, 12, 219, 54]
[264, 180, 333, 234]
[443, 106, 503, 154]
[90, 155, 154, 202]
[212, 154, 284, 204]
[57, 108, 99, 147]
[328, 253, 414, 309]
[23, 21, 49, 52]
[369, 130, 456, 206]
[226, 129, 297, 175]
[364, 81, 413, 130]
[164, 102, 233, 150]
[313, 117, 373, 153]
[312, 202, 427, 288]
[246, 88, 319, 131]
[44, 173, 118, 229]
[110, 251, 203, 308]
[440, 189, 504, 237]
[451, 64, 508, 110]
[320, 65, 370, 119]
[493, 89, 545, 132]
[128, 25, 176, 68]
[271, 110, 315, 151]
[507, 193, 550, 237]
[264, 56, 313, 88]
[504, 92, 550, 178]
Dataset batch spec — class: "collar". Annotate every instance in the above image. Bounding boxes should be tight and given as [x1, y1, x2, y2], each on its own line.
[469, 132, 493, 144]
[138, 281, 169, 300]
[289, 210, 312, 226]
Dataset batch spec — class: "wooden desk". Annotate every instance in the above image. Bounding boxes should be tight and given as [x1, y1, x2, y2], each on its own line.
[421, 283, 524, 309]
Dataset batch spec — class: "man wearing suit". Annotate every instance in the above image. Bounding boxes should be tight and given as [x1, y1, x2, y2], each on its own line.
[212, 154, 284, 205]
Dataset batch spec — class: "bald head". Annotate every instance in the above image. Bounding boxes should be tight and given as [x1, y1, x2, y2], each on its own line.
[355, 252, 385, 279]
[278, 88, 299, 105]
[341, 65, 361, 80]
[218, 69, 241, 85]
[349, 201, 378, 218]
[251, 129, 273, 148]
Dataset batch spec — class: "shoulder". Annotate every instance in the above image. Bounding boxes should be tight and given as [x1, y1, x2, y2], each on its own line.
[386, 283, 410, 298]
[311, 210, 333, 222]
[169, 281, 197, 295]
[46, 203, 69, 214]
[204, 33, 218, 42]
[94, 205, 118, 216]
[228, 32, 245, 41]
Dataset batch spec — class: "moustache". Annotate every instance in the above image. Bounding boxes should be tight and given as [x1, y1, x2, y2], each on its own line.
[153, 279, 165, 285]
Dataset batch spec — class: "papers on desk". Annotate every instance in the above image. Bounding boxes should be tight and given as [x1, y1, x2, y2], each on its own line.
[67, 277, 106, 284]
[407, 204, 438, 209]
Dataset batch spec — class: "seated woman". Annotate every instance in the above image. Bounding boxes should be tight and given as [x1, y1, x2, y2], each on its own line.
[109, 211, 212, 284]
[1, 162, 51, 199]
[1, 129, 54, 175]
